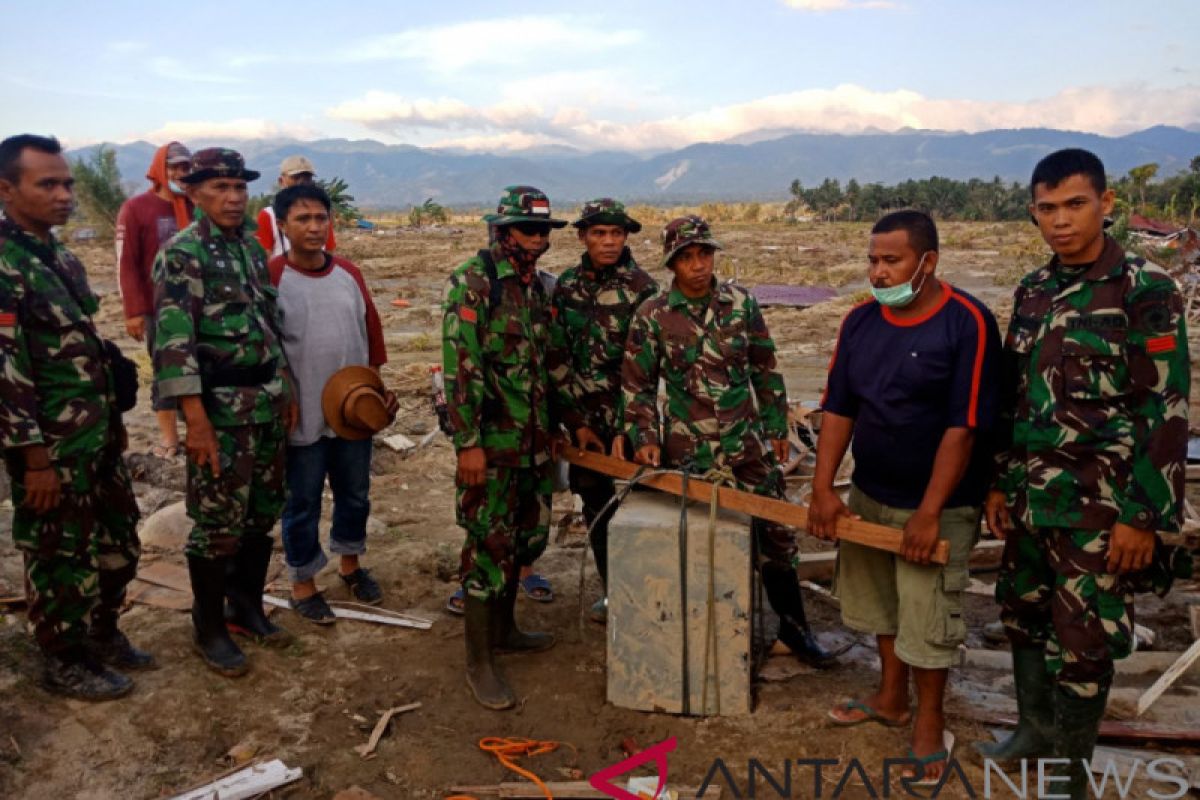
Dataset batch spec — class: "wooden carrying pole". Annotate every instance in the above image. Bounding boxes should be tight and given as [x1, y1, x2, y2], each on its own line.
[562, 445, 950, 565]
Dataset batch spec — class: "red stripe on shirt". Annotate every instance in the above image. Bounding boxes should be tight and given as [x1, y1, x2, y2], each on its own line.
[0, 312, 16, 327]
[820, 299, 873, 408]
[950, 290, 987, 428]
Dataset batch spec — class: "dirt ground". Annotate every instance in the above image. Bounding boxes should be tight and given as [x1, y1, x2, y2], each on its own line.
[1, 220, 1198, 799]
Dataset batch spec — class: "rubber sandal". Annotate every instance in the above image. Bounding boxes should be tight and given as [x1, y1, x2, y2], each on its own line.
[289, 592, 337, 625]
[445, 587, 465, 616]
[827, 699, 913, 728]
[519, 573, 554, 603]
[902, 731, 956, 787]
[339, 567, 383, 605]
[150, 443, 180, 459]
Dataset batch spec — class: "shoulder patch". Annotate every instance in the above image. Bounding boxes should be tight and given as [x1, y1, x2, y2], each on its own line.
[1146, 334, 1177, 354]
[459, 307, 478, 323]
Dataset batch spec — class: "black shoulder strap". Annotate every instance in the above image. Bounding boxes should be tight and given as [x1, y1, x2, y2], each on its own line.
[477, 248, 504, 312]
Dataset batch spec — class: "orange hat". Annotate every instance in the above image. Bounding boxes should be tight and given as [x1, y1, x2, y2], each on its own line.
[321, 366, 394, 441]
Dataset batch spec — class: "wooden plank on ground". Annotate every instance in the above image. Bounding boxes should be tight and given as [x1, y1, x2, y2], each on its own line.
[1190, 606, 1200, 640]
[563, 445, 949, 564]
[965, 647, 1200, 679]
[448, 783, 718, 799]
[982, 715, 1200, 746]
[1137, 638, 1200, 716]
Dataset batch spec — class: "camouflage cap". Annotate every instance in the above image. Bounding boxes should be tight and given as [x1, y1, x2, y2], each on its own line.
[481, 185, 568, 228]
[661, 215, 722, 268]
[572, 197, 642, 233]
[180, 147, 261, 185]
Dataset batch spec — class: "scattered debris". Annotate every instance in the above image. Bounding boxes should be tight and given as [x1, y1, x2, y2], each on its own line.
[1134, 623, 1156, 650]
[1090, 745, 1200, 790]
[390, 298, 411, 308]
[419, 429, 440, 448]
[354, 702, 421, 759]
[1136, 638, 1200, 716]
[262, 595, 433, 629]
[750, 284, 839, 308]
[166, 758, 302, 800]
[1191, 606, 1200, 640]
[381, 433, 416, 453]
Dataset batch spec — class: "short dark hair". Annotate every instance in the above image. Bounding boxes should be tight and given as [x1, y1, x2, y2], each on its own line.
[871, 209, 938, 254]
[273, 183, 331, 221]
[0, 134, 63, 183]
[1030, 148, 1107, 199]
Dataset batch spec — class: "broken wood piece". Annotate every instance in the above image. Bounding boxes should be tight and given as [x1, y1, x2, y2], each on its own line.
[263, 595, 433, 629]
[419, 428, 440, 447]
[354, 702, 421, 758]
[166, 758, 302, 800]
[0, 595, 26, 608]
[381, 433, 416, 452]
[1190, 606, 1200, 640]
[135, 560, 192, 594]
[982, 715, 1200, 746]
[1137, 638, 1200, 716]
[965, 647, 1200, 679]
[562, 445, 949, 564]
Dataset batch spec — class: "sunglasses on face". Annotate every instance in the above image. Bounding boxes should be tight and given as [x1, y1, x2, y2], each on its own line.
[512, 222, 552, 237]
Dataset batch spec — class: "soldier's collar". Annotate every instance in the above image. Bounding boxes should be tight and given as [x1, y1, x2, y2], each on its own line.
[667, 277, 724, 308]
[1028, 235, 1125, 288]
[487, 241, 518, 280]
[0, 212, 59, 263]
[197, 212, 247, 242]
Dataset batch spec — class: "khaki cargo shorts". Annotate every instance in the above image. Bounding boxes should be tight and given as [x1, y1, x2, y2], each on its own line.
[833, 485, 981, 670]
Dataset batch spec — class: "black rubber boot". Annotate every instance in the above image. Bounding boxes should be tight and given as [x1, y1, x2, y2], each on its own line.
[1054, 685, 1110, 800]
[464, 594, 516, 710]
[187, 555, 248, 677]
[761, 562, 835, 668]
[972, 646, 1054, 766]
[494, 576, 555, 654]
[86, 627, 156, 671]
[42, 649, 133, 701]
[225, 535, 293, 648]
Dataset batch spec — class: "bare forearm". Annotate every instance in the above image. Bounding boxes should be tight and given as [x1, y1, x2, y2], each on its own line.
[917, 427, 975, 514]
[812, 411, 853, 493]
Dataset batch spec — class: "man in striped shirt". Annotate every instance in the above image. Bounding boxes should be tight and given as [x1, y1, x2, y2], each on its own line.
[809, 209, 1001, 784]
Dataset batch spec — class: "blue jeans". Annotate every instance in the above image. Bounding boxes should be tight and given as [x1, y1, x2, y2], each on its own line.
[281, 436, 372, 582]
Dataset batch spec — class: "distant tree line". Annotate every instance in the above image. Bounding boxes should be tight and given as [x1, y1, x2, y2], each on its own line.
[788, 156, 1200, 225]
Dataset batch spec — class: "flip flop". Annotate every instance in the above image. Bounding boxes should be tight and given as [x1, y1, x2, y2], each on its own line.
[827, 699, 913, 728]
[519, 573, 554, 603]
[902, 731, 956, 788]
[445, 587, 465, 616]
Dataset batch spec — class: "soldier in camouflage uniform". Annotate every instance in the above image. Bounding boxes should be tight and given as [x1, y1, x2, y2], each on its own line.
[153, 148, 298, 678]
[976, 149, 1190, 798]
[617, 215, 833, 667]
[0, 134, 150, 700]
[442, 185, 565, 709]
[546, 198, 657, 623]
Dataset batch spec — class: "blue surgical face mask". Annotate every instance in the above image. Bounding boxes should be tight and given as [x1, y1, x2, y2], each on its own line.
[872, 254, 929, 308]
[168, 180, 186, 196]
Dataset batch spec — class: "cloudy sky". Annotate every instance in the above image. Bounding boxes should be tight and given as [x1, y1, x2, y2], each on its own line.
[4, 0, 1197, 152]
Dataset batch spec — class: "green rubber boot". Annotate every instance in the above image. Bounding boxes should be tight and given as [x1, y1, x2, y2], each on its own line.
[1054, 685, 1110, 800]
[972, 646, 1054, 766]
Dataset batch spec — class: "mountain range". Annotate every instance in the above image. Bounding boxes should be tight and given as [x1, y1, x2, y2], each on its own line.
[70, 126, 1200, 209]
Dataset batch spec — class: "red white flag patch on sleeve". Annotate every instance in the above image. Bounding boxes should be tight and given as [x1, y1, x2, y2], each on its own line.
[1146, 334, 1177, 354]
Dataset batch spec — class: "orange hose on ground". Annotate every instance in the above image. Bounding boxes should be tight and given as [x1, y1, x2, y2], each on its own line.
[445, 736, 570, 800]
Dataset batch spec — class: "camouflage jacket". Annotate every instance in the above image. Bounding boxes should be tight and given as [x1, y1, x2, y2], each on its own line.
[0, 214, 115, 461]
[152, 215, 288, 428]
[441, 244, 553, 468]
[621, 279, 789, 471]
[993, 236, 1190, 532]
[546, 248, 657, 439]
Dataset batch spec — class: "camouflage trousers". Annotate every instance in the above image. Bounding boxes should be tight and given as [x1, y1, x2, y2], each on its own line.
[997, 524, 1133, 698]
[186, 421, 286, 559]
[680, 455, 797, 568]
[8, 446, 140, 657]
[456, 463, 553, 602]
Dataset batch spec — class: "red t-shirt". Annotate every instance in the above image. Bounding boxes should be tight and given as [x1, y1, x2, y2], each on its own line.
[116, 191, 190, 319]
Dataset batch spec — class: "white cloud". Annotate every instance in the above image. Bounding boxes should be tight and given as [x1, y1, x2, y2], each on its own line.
[141, 118, 319, 143]
[327, 82, 1200, 152]
[783, 0, 898, 9]
[336, 16, 643, 71]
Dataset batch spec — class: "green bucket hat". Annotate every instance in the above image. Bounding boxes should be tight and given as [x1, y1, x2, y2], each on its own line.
[661, 215, 722, 268]
[572, 197, 642, 233]
[180, 147, 260, 184]
[481, 185, 568, 228]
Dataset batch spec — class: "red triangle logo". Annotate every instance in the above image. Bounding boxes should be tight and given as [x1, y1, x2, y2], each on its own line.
[588, 737, 677, 800]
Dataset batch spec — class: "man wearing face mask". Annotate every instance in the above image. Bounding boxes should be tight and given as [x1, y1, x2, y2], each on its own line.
[809, 210, 1000, 784]
[618, 215, 834, 669]
[441, 185, 564, 710]
[116, 141, 193, 459]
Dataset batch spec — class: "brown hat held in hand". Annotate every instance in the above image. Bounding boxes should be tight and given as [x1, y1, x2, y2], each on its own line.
[321, 366, 394, 441]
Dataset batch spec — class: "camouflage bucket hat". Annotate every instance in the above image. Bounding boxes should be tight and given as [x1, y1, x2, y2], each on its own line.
[661, 215, 722, 268]
[180, 148, 261, 184]
[572, 197, 642, 233]
[481, 185, 568, 228]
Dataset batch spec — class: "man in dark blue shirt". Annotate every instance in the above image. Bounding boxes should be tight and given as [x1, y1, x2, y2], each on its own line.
[809, 210, 1001, 784]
